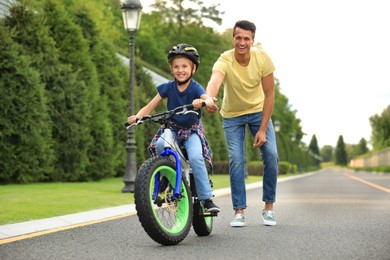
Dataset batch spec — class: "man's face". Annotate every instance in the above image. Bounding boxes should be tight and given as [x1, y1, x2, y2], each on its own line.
[233, 27, 254, 55]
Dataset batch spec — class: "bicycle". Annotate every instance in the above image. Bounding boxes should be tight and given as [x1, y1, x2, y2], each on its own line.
[125, 103, 218, 246]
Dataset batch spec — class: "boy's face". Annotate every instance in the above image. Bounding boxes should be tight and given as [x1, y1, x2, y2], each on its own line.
[170, 57, 196, 82]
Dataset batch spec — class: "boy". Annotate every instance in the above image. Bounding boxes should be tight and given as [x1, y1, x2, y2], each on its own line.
[127, 43, 219, 212]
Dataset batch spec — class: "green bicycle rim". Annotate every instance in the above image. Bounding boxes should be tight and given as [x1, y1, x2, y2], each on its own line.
[150, 165, 190, 234]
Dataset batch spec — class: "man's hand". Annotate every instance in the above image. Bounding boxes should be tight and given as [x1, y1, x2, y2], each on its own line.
[205, 97, 219, 113]
[253, 130, 267, 148]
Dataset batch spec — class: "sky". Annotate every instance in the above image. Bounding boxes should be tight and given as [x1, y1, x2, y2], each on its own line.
[141, 0, 390, 147]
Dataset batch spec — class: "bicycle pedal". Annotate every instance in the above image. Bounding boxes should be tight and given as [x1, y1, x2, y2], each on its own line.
[203, 211, 218, 217]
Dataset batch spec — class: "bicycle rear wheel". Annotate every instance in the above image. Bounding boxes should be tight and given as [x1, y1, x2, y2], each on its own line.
[134, 156, 193, 246]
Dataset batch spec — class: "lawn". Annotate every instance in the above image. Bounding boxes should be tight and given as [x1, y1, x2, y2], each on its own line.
[0, 174, 263, 225]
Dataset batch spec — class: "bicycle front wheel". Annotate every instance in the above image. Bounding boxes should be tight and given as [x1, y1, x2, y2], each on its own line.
[134, 156, 193, 246]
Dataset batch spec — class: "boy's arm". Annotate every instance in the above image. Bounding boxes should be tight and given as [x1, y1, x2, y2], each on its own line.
[127, 94, 163, 124]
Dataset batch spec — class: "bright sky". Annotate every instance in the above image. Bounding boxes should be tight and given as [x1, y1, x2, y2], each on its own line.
[141, 0, 390, 147]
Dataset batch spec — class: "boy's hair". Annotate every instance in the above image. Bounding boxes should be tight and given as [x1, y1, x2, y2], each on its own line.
[233, 20, 256, 39]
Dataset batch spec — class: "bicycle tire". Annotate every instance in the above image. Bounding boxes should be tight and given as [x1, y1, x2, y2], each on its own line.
[192, 200, 213, 236]
[134, 156, 193, 246]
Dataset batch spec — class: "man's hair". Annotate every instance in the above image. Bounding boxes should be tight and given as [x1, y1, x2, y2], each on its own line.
[233, 20, 256, 39]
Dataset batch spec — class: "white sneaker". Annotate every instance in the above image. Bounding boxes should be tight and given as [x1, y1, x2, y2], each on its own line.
[230, 214, 245, 227]
[262, 210, 276, 226]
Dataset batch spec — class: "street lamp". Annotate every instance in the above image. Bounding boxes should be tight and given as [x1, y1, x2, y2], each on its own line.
[121, 0, 142, 193]
[274, 120, 280, 133]
[290, 134, 296, 173]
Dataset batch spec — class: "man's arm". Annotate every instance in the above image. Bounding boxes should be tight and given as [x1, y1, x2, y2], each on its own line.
[205, 70, 225, 112]
[253, 72, 275, 148]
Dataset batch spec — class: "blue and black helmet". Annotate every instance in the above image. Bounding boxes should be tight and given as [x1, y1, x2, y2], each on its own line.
[167, 43, 200, 70]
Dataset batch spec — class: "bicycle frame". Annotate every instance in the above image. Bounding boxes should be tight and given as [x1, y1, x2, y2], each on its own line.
[127, 104, 198, 202]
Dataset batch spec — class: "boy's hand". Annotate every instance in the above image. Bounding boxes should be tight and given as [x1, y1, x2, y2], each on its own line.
[127, 115, 138, 124]
[192, 99, 204, 109]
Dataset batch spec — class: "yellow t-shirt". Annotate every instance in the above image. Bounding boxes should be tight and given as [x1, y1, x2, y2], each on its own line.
[212, 47, 275, 118]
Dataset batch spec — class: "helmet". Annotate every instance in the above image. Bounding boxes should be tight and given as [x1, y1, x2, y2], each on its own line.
[167, 43, 200, 70]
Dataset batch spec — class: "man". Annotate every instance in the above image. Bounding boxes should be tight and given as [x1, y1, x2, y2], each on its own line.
[206, 20, 278, 227]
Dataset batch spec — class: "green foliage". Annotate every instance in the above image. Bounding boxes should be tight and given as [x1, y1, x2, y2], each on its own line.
[320, 145, 334, 162]
[136, 13, 173, 70]
[335, 135, 348, 165]
[369, 105, 390, 150]
[150, 0, 223, 35]
[278, 161, 291, 175]
[356, 138, 369, 155]
[1, 0, 130, 183]
[247, 161, 263, 176]
[0, 0, 316, 183]
[0, 21, 54, 183]
[308, 135, 321, 166]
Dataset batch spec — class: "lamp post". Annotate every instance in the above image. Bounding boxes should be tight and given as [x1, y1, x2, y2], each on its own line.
[121, 0, 142, 193]
[290, 134, 296, 173]
[274, 120, 280, 133]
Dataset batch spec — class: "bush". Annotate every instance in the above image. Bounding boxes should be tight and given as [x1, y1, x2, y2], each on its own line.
[278, 161, 290, 175]
[213, 160, 293, 176]
[248, 161, 263, 176]
[212, 161, 229, 175]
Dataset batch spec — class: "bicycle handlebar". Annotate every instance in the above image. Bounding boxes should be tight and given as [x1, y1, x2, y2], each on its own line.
[125, 102, 205, 129]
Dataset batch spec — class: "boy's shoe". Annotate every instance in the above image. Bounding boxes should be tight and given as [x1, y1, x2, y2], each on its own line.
[262, 210, 276, 226]
[203, 199, 220, 213]
[230, 214, 245, 227]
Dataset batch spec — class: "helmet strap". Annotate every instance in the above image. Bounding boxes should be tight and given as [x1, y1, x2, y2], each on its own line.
[176, 70, 193, 86]
[176, 77, 191, 86]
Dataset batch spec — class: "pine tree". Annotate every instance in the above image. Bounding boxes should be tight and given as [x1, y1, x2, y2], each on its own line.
[308, 135, 321, 166]
[72, 8, 117, 180]
[335, 135, 348, 165]
[0, 22, 54, 183]
[42, 1, 95, 181]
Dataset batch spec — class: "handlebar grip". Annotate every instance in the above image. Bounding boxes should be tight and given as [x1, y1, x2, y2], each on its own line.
[186, 102, 205, 111]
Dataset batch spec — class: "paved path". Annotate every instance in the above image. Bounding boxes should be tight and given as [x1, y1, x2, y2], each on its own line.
[0, 174, 314, 240]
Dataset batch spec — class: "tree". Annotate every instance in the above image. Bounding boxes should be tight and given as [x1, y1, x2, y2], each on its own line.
[0, 21, 54, 183]
[320, 145, 334, 162]
[43, 1, 103, 181]
[150, 0, 224, 35]
[369, 105, 390, 150]
[308, 135, 321, 166]
[353, 138, 369, 157]
[335, 135, 348, 165]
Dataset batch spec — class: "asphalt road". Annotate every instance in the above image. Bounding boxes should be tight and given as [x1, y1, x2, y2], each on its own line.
[1, 168, 389, 260]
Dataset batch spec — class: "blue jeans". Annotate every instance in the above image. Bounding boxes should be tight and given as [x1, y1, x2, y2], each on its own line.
[156, 132, 212, 200]
[222, 112, 278, 210]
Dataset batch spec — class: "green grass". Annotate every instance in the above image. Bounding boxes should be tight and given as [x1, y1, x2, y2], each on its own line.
[0, 175, 264, 225]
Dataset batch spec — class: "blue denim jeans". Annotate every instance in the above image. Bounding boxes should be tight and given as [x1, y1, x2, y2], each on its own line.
[222, 112, 279, 210]
[156, 132, 212, 200]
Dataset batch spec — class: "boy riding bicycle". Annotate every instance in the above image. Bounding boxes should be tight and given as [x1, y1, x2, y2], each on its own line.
[127, 43, 220, 213]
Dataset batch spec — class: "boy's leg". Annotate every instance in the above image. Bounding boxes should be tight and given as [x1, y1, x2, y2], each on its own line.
[185, 134, 212, 200]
